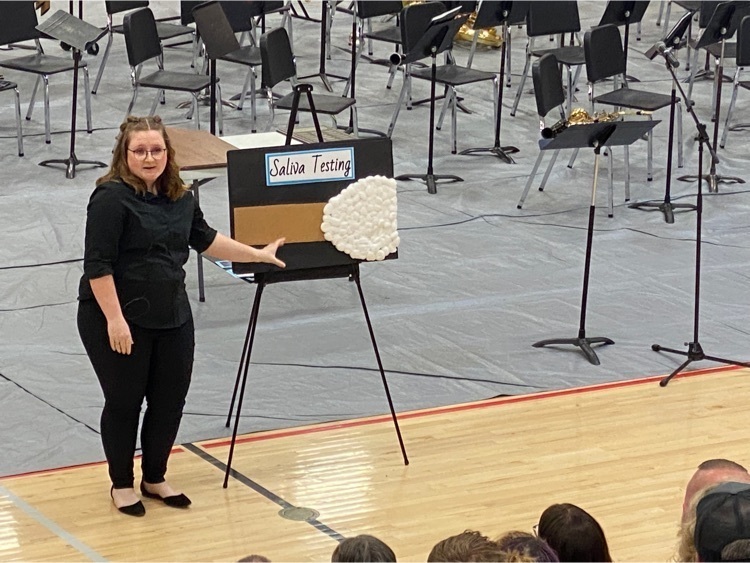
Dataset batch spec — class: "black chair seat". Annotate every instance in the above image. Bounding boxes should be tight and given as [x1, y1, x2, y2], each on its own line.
[364, 25, 402, 45]
[220, 45, 261, 66]
[411, 65, 496, 86]
[0, 54, 86, 75]
[706, 41, 737, 59]
[138, 70, 212, 91]
[276, 91, 356, 115]
[112, 21, 193, 40]
[593, 88, 675, 112]
[531, 45, 585, 66]
[0, 79, 18, 92]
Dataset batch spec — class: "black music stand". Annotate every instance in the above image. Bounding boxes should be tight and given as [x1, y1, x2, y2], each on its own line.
[395, 9, 468, 194]
[532, 119, 658, 366]
[598, 0, 650, 81]
[629, 11, 697, 223]
[36, 11, 107, 179]
[298, 1, 345, 92]
[458, 1, 520, 163]
[651, 21, 750, 385]
[678, 1, 750, 192]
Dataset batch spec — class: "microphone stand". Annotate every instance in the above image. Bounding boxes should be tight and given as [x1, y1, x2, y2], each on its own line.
[629, 49, 696, 223]
[650, 45, 750, 386]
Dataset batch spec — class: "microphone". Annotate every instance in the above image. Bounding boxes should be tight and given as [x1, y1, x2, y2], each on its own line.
[645, 41, 680, 68]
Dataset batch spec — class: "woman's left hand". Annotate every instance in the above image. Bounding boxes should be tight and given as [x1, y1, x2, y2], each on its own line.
[262, 238, 286, 268]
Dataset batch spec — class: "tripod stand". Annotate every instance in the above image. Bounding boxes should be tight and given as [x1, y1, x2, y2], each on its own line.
[36, 10, 106, 179]
[652, 27, 750, 385]
[630, 11, 696, 223]
[395, 8, 468, 194]
[532, 119, 657, 365]
[678, 2, 749, 192]
[458, 1, 520, 163]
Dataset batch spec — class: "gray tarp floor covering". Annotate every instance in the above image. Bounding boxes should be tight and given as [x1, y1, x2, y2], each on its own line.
[1, 1, 748, 477]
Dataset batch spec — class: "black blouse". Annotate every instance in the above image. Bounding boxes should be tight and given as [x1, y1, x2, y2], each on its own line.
[78, 180, 217, 329]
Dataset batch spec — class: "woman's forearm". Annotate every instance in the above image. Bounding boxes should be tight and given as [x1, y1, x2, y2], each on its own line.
[204, 233, 285, 267]
[88, 275, 126, 323]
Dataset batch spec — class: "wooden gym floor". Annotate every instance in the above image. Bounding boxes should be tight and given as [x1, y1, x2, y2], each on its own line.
[1, 365, 748, 562]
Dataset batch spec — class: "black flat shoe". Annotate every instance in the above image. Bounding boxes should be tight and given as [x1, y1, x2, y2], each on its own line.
[110, 486, 146, 517]
[140, 482, 191, 508]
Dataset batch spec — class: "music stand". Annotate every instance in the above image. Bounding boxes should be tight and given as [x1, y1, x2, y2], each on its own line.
[598, 0, 650, 81]
[629, 11, 697, 223]
[458, 1, 520, 163]
[36, 10, 107, 179]
[678, 1, 750, 192]
[395, 8, 468, 194]
[531, 119, 658, 366]
[650, 16, 750, 385]
[299, 1, 345, 92]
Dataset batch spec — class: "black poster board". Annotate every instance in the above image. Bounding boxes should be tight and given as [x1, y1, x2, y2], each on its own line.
[227, 137, 395, 275]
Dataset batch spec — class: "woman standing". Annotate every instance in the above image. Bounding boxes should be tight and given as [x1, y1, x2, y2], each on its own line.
[77, 115, 284, 517]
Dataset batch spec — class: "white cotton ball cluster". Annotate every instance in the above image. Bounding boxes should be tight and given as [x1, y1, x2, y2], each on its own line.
[321, 175, 399, 261]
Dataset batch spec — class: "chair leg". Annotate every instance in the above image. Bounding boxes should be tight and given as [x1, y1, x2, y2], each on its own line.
[26, 75, 41, 121]
[126, 85, 139, 118]
[250, 70, 257, 133]
[92, 30, 113, 94]
[538, 149, 559, 192]
[352, 104, 359, 137]
[83, 67, 93, 133]
[623, 145, 630, 202]
[511, 44, 532, 117]
[656, 0, 665, 26]
[13, 86, 23, 157]
[217, 83, 224, 135]
[647, 120, 653, 181]
[238, 67, 253, 110]
[386, 62, 398, 90]
[387, 77, 410, 138]
[686, 47, 700, 105]
[193, 94, 201, 129]
[663, 0, 672, 31]
[436, 87, 451, 131]
[265, 91, 275, 132]
[721, 67, 741, 149]
[149, 89, 162, 117]
[451, 87, 457, 154]
[567, 148, 579, 169]
[42, 75, 51, 144]
[607, 150, 614, 218]
[517, 150, 546, 208]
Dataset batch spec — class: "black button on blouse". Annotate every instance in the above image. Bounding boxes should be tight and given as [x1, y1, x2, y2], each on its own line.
[78, 180, 217, 329]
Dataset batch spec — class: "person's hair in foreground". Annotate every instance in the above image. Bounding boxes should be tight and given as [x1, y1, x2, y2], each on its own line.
[537, 503, 612, 562]
[496, 530, 559, 562]
[331, 534, 397, 562]
[427, 530, 506, 562]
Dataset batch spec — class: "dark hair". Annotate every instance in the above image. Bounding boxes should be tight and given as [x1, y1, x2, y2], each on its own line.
[699, 459, 749, 473]
[238, 555, 271, 562]
[496, 531, 559, 562]
[331, 535, 396, 562]
[97, 115, 186, 201]
[427, 530, 506, 562]
[721, 539, 750, 561]
[537, 504, 612, 562]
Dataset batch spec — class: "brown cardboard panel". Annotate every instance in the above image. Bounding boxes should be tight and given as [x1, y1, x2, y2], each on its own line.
[233, 203, 328, 245]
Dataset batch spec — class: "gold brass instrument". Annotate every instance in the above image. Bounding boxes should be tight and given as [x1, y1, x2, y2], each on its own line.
[401, 2, 503, 48]
[541, 108, 650, 139]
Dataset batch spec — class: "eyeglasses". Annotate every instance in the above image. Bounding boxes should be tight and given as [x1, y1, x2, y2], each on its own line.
[128, 147, 166, 160]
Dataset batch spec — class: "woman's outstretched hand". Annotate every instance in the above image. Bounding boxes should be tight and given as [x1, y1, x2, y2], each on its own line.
[262, 238, 286, 268]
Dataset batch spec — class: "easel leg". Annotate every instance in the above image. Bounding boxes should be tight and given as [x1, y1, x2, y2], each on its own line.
[224, 279, 266, 488]
[351, 266, 409, 466]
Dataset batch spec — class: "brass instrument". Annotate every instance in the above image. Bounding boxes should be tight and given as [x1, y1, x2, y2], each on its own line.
[542, 108, 650, 139]
[456, 11, 503, 48]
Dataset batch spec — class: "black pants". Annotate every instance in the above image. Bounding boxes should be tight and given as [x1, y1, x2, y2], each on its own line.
[77, 300, 194, 489]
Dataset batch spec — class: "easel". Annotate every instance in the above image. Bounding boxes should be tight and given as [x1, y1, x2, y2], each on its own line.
[531, 119, 658, 365]
[222, 137, 408, 486]
[36, 10, 106, 179]
[394, 8, 468, 194]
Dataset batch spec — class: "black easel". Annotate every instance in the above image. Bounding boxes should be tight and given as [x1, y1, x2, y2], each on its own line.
[678, 2, 749, 192]
[284, 83, 325, 144]
[395, 9, 468, 194]
[223, 264, 409, 487]
[458, 1, 519, 163]
[598, 0, 650, 82]
[651, 21, 750, 385]
[36, 11, 106, 179]
[629, 11, 697, 223]
[532, 120, 658, 365]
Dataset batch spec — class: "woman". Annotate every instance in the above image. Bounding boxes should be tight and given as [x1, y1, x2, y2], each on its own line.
[536, 503, 612, 562]
[77, 115, 285, 517]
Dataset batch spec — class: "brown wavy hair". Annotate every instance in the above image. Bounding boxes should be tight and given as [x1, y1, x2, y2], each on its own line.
[97, 115, 187, 201]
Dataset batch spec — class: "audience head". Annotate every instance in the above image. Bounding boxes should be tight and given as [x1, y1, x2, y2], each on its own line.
[238, 556, 271, 562]
[536, 503, 612, 562]
[331, 534, 396, 562]
[694, 482, 750, 562]
[496, 531, 559, 562]
[684, 460, 750, 523]
[427, 530, 506, 562]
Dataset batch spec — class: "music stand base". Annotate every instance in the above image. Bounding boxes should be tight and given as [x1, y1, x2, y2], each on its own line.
[653, 341, 750, 386]
[395, 172, 463, 194]
[628, 200, 697, 224]
[677, 173, 745, 192]
[533, 336, 614, 366]
[39, 154, 107, 179]
[458, 144, 519, 164]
